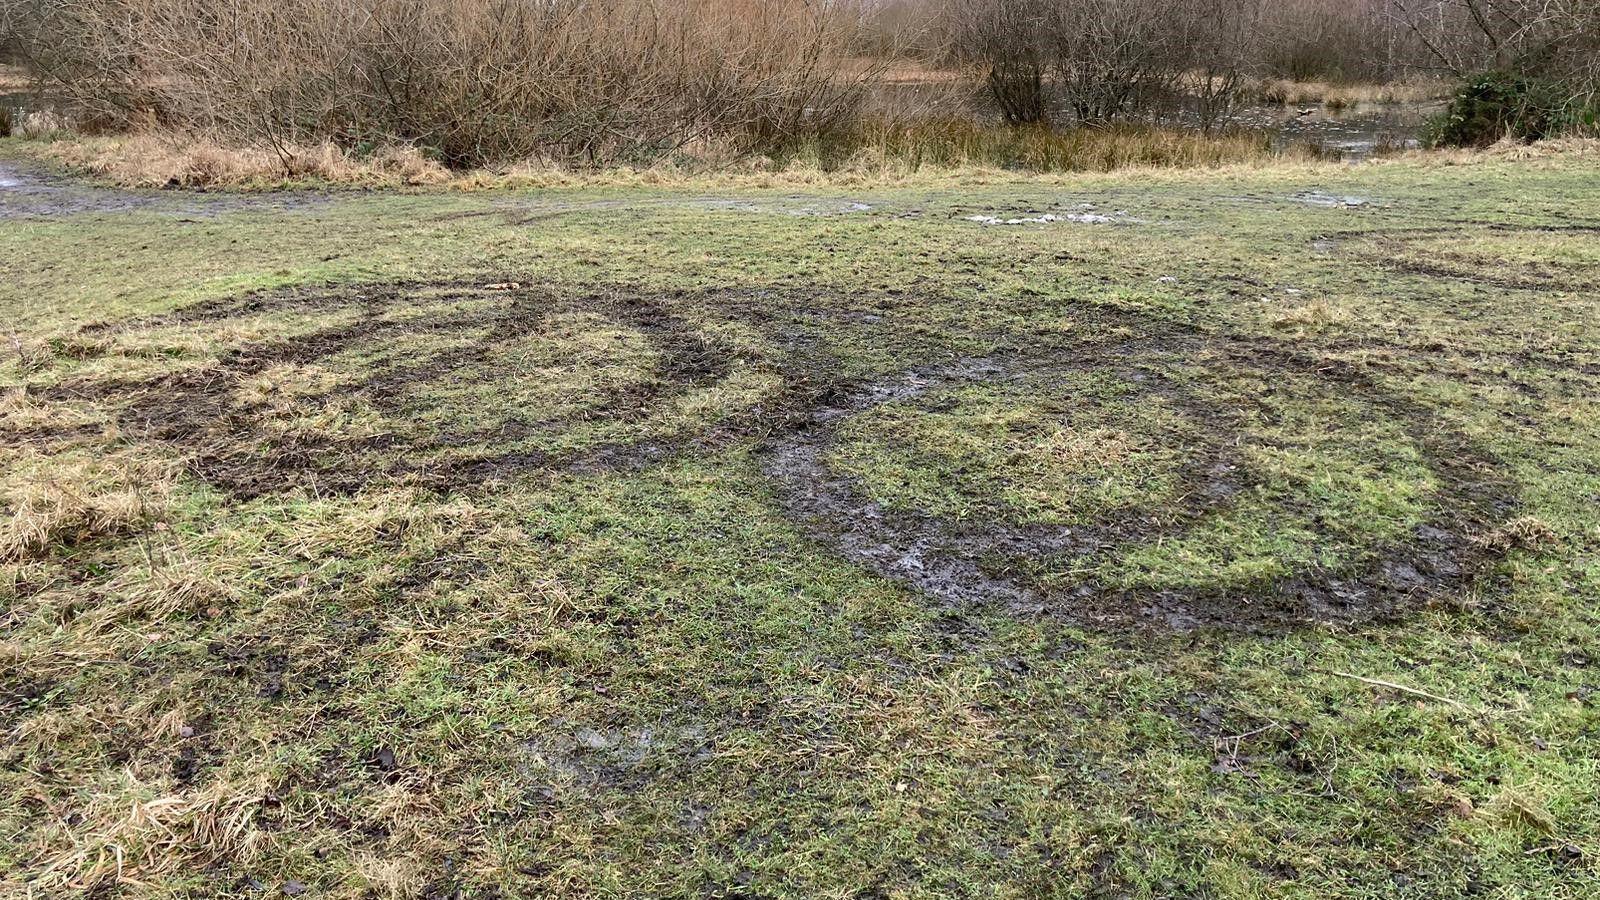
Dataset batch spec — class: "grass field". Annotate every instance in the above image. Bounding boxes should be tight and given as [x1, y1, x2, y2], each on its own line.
[3, 147, 1600, 898]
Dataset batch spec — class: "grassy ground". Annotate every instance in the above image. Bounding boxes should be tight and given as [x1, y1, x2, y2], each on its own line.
[2, 146, 1599, 898]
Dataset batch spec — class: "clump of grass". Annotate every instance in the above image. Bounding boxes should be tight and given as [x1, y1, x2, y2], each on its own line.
[1476, 515, 1561, 553]
[41, 132, 453, 188]
[0, 389, 106, 436]
[1270, 297, 1353, 333]
[11, 109, 72, 140]
[1252, 77, 1453, 108]
[0, 450, 175, 562]
[21, 767, 273, 896]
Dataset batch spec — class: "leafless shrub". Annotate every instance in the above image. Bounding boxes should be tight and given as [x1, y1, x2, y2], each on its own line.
[1397, 0, 1600, 100]
[1174, 0, 1270, 131]
[1045, 0, 1188, 123]
[853, 0, 948, 62]
[1257, 0, 1403, 82]
[951, 0, 1190, 124]
[0, 0, 877, 168]
[948, 0, 1049, 123]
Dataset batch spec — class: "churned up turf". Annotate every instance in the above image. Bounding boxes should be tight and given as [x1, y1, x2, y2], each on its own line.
[2, 148, 1599, 897]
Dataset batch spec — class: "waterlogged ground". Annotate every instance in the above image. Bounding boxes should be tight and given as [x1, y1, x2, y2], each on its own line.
[2, 147, 1600, 898]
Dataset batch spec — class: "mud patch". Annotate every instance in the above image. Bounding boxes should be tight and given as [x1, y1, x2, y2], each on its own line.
[53, 278, 1521, 629]
[687, 197, 875, 217]
[1290, 191, 1375, 208]
[763, 319, 1517, 631]
[520, 721, 713, 792]
[502, 194, 877, 225]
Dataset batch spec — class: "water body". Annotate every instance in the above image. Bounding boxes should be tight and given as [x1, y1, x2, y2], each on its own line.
[868, 80, 1438, 160]
[1178, 101, 1439, 159]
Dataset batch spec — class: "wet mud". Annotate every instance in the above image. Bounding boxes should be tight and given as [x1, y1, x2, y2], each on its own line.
[1343, 223, 1600, 293]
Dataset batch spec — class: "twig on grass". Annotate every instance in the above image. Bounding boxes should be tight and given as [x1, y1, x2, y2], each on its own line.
[1320, 668, 1481, 715]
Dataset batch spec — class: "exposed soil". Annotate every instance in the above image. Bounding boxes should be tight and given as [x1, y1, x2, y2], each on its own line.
[1347, 225, 1600, 293]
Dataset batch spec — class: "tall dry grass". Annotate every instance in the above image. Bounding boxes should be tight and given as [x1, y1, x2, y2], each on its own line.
[32, 120, 1282, 187]
[785, 118, 1277, 172]
[1252, 77, 1456, 108]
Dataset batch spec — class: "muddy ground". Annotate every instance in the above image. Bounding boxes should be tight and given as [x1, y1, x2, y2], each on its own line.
[47, 278, 1524, 632]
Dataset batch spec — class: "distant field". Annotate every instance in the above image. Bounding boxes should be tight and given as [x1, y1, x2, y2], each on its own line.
[3, 149, 1599, 897]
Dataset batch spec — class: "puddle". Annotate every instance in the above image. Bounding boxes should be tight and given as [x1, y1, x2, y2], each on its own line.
[868, 80, 1437, 160]
[1290, 191, 1375, 208]
[965, 205, 1140, 226]
[685, 197, 875, 216]
[0, 159, 329, 220]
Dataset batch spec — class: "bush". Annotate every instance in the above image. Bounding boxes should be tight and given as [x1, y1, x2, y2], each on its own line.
[951, 0, 1194, 126]
[1426, 72, 1580, 147]
[0, 0, 872, 169]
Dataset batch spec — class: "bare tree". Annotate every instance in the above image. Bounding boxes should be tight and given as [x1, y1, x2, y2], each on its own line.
[1045, 0, 1184, 123]
[949, 0, 1049, 123]
[1395, 0, 1600, 93]
[1173, 0, 1270, 131]
[950, 0, 1193, 125]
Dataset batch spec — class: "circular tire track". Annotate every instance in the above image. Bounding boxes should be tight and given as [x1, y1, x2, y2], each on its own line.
[763, 322, 1519, 631]
[1342, 223, 1600, 293]
[54, 281, 1522, 630]
[64, 280, 752, 497]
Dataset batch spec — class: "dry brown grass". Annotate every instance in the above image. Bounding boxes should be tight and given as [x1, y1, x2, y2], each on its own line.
[8, 108, 71, 139]
[1269, 297, 1354, 333]
[0, 64, 31, 90]
[795, 118, 1280, 173]
[42, 131, 453, 187]
[0, 449, 175, 562]
[22, 766, 273, 894]
[24, 124, 1596, 191]
[22, 121, 1288, 187]
[1404, 135, 1600, 166]
[1252, 77, 1454, 108]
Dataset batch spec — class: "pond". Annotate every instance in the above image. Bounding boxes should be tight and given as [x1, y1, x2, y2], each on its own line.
[1168, 101, 1439, 159]
[867, 80, 1440, 160]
